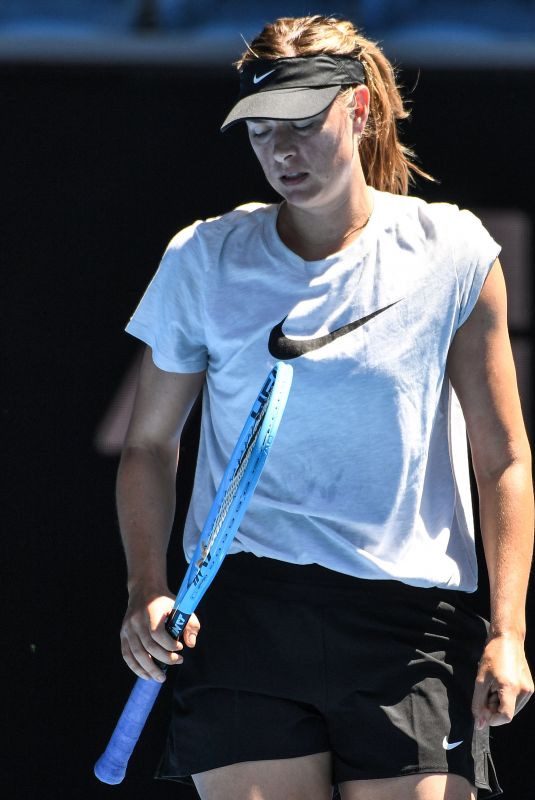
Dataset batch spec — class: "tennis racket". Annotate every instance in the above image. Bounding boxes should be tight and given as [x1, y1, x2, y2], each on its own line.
[94, 361, 293, 785]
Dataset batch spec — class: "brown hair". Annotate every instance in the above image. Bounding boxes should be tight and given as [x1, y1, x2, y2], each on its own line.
[236, 15, 434, 195]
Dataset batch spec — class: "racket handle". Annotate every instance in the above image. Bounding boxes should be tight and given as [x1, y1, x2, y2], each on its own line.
[165, 608, 190, 640]
[94, 676, 163, 784]
[94, 609, 189, 784]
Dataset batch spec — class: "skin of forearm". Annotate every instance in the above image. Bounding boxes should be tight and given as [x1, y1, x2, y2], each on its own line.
[116, 443, 179, 594]
[477, 456, 534, 640]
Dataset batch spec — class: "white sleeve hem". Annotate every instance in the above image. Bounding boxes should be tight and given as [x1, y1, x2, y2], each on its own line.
[125, 319, 207, 374]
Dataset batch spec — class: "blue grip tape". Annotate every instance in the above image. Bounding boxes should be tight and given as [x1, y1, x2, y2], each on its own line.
[94, 677, 163, 784]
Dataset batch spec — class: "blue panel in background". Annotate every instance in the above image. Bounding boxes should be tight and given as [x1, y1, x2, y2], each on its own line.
[1, 1, 535, 36]
[0, 1, 534, 67]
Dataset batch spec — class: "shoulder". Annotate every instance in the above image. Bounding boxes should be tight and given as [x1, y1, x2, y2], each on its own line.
[375, 190, 491, 248]
[168, 202, 273, 252]
[156, 202, 274, 282]
[379, 194, 501, 328]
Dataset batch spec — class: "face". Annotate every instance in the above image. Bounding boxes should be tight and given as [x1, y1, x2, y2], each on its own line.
[246, 91, 365, 212]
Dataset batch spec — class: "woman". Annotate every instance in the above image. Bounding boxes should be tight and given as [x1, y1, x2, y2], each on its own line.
[118, 15, 533, 800]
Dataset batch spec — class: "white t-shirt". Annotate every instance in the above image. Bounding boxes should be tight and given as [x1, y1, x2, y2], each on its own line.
[126, 189, 500, 591]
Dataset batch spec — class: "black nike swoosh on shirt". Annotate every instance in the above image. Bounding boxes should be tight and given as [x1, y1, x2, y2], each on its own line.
[268, 301, 401, 360]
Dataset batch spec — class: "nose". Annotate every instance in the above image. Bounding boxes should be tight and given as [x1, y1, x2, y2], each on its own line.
[272, 127, 297, 163]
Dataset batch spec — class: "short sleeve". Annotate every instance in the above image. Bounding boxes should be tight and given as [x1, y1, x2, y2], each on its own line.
[125, 223, 208, 373]
[453, 209, 501, 329]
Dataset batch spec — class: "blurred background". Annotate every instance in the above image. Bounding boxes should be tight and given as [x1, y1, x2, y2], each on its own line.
[3, 2, 534, 798]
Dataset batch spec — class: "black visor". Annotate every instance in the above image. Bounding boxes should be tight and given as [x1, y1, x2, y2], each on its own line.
[221, 54, 365, 132]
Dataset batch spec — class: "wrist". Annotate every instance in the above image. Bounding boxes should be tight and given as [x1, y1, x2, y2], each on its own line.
[487, 624, 526, 642]
[127, 570, 169, 598]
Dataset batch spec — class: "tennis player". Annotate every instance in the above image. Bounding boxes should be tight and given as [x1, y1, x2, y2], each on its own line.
[117, 15, 533, 800]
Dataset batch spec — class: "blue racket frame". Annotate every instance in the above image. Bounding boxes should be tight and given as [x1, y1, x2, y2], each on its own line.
[94, 361, 293, 784]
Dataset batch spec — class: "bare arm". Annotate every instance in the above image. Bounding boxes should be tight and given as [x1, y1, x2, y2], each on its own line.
[447, 259, 534, 728]
[117, 346, 205, 681]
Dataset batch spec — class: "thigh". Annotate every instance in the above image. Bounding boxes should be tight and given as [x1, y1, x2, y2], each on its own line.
[193, 752, 333, 800]
[158, 556, 335, 781]
[325, 585, 493, 792]
[158, 685, 331, 780]
[339, 773, 476, 800]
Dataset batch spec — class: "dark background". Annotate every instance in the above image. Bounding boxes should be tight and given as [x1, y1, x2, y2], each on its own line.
[4, 58, 534, 798]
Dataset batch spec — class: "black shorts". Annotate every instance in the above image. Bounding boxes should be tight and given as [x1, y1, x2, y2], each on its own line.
[156, 554, 501, 797]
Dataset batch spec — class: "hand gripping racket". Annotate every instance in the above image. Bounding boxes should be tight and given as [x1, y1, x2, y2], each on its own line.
[94, 361, 293, 784]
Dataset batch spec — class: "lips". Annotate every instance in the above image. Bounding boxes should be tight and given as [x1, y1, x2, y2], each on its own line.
[280, 172, 308, 185]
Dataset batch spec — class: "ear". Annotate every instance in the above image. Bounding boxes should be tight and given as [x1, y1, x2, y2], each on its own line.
[350, 85, 370, 135]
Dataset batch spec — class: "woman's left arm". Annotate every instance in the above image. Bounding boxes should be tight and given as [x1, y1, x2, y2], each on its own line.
[447, 258, 534, 729]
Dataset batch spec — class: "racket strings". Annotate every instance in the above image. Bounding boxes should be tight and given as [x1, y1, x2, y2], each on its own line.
[203, 394, 271, 555]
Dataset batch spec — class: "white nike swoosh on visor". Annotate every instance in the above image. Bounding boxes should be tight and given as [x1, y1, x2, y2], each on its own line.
[253, 69, 277, 84]
[442, 736, 463, 750]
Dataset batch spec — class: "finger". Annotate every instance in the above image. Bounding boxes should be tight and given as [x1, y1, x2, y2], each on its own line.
[184, 613, 201, 648]
[138, 630, 185, 667]
[122, 613, 184, 665]
[514, 666, 534, 715]
[123, 628, 184, 677]
[488, 690, 500, 713]
[121, 638, 165, 682]
[472, 676, 492, 729]
[490, 683, 534, 724]
[487, 690, 510, 727]
[515, 689, 533, 715]
[152, 624, 184, 652]
[488, 687, 517, 726]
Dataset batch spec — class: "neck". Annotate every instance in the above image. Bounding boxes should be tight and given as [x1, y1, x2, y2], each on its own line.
[277, 182, 374, 261]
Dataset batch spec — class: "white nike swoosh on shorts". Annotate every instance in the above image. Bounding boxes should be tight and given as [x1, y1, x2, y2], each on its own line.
[442, 736, 463, 750]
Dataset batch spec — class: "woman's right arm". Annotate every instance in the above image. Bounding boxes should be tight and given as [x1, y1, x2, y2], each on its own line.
[116, 346, 205, 681]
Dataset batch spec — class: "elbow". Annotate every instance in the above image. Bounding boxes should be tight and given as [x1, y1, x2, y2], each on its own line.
[472, 441, 532, 489]
[119, 439, 180, 475]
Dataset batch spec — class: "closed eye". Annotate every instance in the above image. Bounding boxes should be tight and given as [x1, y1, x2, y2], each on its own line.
[292, 120, 315, 130]
[249, 128, 270, 139]
[246, 121, 272, 141]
